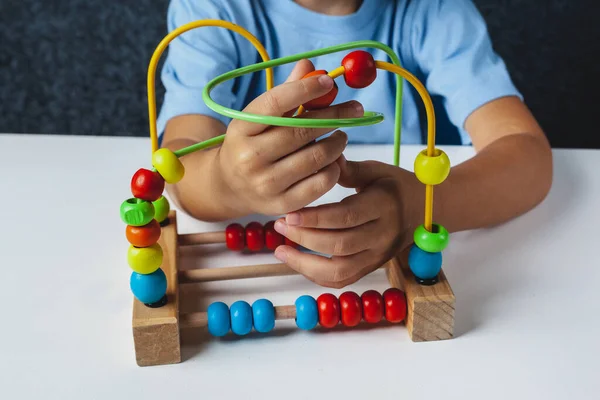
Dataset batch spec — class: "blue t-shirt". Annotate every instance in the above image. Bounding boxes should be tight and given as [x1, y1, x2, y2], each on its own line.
[157, 0, 521, 145]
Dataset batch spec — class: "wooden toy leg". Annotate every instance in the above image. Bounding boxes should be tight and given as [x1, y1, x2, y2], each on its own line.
[132, 211, 181, 366]
[386, 250, 455, 341]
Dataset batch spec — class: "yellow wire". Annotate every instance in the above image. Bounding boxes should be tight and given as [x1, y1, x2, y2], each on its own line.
[328, 66, 345, 79]
[147, 19, 274, 154]
[375, 61, 436, 231]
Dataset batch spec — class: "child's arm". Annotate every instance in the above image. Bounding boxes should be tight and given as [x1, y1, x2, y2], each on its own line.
[272, 96, 552, 288]
[162, 61, 363, 221]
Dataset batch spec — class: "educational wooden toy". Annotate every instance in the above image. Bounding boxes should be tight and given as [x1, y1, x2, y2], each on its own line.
[121, 20, 455, 367]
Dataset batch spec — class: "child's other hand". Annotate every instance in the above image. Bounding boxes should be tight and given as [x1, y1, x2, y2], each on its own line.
[215, 60, 364, 217]
[273, 156, 421, 288]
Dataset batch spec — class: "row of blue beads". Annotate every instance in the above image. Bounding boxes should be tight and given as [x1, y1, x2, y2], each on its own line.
[207, 299, 276, 337]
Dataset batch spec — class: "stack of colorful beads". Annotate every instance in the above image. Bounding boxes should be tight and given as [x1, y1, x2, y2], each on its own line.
[206, 288, 407, 337]
[119, 148, 184, 307]
[408, 149, 451, 285]
[225, 221, 298, 252]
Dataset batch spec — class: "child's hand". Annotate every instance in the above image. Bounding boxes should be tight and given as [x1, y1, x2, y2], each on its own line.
[273, 156, 422, 288]
[215, 60, 364, 217]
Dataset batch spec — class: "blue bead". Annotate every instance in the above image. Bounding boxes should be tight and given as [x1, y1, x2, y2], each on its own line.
[252, 299, 275, 333]
[230, 301, 253, 336]
[408, 244, 442, 280]
[130, 268, 167, 304]
[207, 302, 231, 337]
[294, 295, 318, 330]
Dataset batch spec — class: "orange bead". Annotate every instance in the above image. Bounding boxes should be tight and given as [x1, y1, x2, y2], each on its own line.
[302, 70, 339, 110]
[126, 220, 161, 247]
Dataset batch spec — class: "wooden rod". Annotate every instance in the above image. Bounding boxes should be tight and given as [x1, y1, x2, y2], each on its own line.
[180, 305, 297, 329]
[179, 263, 297, 283]
[178, 231, 226, 246]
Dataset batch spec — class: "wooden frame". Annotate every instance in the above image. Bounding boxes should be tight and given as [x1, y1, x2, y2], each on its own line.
[132, 210, 455, 366]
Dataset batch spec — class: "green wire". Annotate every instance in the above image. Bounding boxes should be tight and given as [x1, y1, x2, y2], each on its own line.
[174, 40, 404, 167]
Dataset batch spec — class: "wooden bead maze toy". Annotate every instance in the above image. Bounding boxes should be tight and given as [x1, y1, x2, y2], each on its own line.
[120, 20, 455, 367]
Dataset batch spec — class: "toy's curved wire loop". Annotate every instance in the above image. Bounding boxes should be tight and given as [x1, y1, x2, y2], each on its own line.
[146, 19, 274, 154]
[200, 40, 404, 166]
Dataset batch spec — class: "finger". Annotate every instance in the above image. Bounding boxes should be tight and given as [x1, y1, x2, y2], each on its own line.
[274, 219, 380, 256]
[274, 247, 379, 288]
[284, 59, 315, 83]
[277, 161, 340, 213]
[266, 130, 347, 192]
[230, 74, 335, 136]
[284, 191, 381, 228]
[255, 100, 362, 161]
[338, 158, 397, 189]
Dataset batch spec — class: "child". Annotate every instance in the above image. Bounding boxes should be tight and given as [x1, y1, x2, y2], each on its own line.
[157, 0, 552, 288]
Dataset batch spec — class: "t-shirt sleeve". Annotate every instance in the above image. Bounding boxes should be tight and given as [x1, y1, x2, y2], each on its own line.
[156, 0, 239, 138]
[407, 0, 522, 145]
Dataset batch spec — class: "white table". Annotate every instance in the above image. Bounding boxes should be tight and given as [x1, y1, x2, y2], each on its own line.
[0, 134, 598, 399]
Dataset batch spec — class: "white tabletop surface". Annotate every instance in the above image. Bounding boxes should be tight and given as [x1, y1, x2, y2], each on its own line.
[0, 134, 598, 399]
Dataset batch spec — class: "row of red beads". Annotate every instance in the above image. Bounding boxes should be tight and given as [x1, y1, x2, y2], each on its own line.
[226, 221, 298, 252]
[317, 288, 407, 328]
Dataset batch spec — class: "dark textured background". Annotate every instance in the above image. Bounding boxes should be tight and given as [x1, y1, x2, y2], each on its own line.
[0, 1, 598, 148]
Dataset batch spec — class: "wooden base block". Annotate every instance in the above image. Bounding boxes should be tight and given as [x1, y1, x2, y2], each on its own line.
[386, 251, 455, 342]
[132, 211, 181, 366]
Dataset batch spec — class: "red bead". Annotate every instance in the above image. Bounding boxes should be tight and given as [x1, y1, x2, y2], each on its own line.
[131, 168, 165, 202]
[225, 223, 245, 251]
[317, 293, 340, 328]
[341, 51, 377, 89]
[383, 288, 407, 323]
[339, 291, 362, 327]
[302, 70, 339, 110]
[264, 221, 284, 251]
[245, 222, 264, 252]
[284, 237, 299, 249]
[361, 290, 383, 324]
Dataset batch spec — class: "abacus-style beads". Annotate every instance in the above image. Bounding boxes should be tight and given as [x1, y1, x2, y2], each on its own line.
[130, 268, 167, 304]
[152, 196, 170, 224]
[341, 50, 377, 89]
[152, 148, 185, 184]
[225, 223, 245, 251]
[207, 302, 231, 337]
[131, 168, 165, 202]
[120, 198, 155, 226]
[295, 295, 318, 330]
[264, 221, 284, 250]
[246, 222, 265, 252]
[127, 243, 163, 274]
[361, 290, 383, 324]
[408, 244, 442, 284]
[230, 301, 253, 336]
[317, 293, 340, 328]
[414, 223, 449, 253]
[252, 299, 275, 333]
[126, 220, 161, 247]
[383, 288, 407, 323]
[339, 291, 362, 327]
[302, 70, 339, 110]
[414, 149, 450, 186]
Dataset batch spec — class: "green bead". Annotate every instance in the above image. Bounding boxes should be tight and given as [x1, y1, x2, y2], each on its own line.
[120, 198, 155, 226]
[152, 196, 170, 223]
[413, 223, 449, 253]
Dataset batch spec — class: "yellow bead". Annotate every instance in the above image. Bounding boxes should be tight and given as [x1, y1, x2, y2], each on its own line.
[152, 148, 185, 184]
[414, 149, 450, 185]
[127, 243, 163, 274]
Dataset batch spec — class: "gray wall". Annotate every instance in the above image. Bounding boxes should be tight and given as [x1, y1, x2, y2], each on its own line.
[1, 0, 597, 148]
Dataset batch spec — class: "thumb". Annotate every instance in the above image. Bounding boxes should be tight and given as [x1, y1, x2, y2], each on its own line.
[337, 156, 396, 189]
